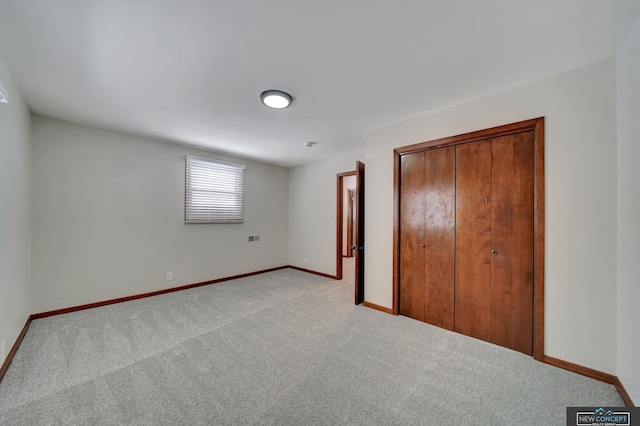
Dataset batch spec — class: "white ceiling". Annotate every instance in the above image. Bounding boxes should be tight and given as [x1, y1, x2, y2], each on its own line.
[1, 1, 638, 167]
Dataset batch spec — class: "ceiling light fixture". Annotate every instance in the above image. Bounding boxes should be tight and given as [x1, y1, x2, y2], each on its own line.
[260, 90, 293, 109]
[0, 81, 8, 104]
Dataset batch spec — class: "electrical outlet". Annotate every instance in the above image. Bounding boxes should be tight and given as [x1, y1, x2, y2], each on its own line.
[166, 272, 173, 281]
[249, 236, 254, 241]
[304, 257, 308, 263]
[254, 235, 260, 241]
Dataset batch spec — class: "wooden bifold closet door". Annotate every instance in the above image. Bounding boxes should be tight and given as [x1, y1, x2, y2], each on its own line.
[398, 130, 535, 355]
[399, 147, 455, 330]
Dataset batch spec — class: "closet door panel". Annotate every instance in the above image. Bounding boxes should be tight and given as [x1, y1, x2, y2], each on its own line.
[490, 132, 535, 355]
[424, 147, 456, 330]
[455, 141, 492, 340]
[399, 152, 426, 321]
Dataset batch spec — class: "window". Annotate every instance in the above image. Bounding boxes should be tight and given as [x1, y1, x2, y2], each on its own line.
[185, 155, 246, 223]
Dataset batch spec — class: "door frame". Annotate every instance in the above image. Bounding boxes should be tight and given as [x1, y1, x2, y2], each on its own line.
[336, 171, 356, 281]
[392, 117, 545, 361]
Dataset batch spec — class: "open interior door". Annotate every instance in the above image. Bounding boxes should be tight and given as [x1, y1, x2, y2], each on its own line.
[354, 161, 365, 304]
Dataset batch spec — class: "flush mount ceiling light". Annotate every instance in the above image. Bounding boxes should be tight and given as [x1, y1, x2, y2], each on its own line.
[260, 90, 293, 109]
[0, 81, 8, 104]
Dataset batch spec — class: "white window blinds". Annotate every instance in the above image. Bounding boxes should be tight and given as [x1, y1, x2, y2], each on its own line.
[185, 155, 246, 223]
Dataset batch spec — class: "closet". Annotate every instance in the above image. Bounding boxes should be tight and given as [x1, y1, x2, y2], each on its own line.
[394, 118, 544, 357]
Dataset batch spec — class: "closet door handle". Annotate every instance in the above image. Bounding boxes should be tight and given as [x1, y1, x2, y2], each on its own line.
[420, 243, 426, 248]
[491, 249, 498, 255]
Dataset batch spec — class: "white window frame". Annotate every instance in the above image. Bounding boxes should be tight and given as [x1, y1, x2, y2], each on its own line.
[185, 155, 246, 223]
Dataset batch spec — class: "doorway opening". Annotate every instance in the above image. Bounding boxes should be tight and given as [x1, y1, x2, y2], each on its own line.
[336, 171, 355, 281]
[337, 162, 365, 304]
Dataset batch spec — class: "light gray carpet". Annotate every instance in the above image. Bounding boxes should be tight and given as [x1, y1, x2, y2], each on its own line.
[0, 259, 622, 425]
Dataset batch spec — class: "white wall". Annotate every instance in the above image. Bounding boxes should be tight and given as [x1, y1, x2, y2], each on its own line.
[342, 175, 356, 256]
[289, 151, 363, 275]
[616, 15, 640, 404]
[0, 56, 31, 364]
[365, 59, 618, 374]
[32, 116, 289, 313]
